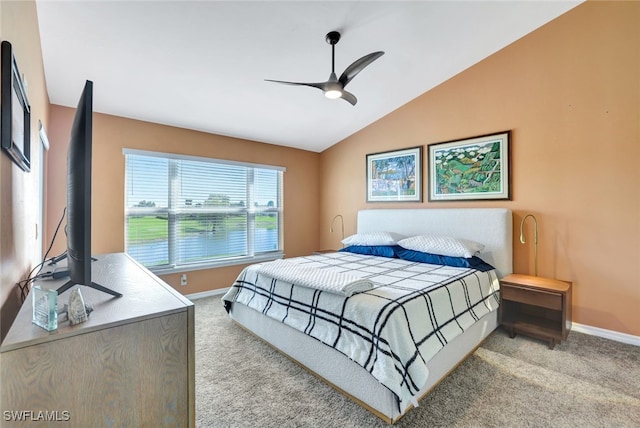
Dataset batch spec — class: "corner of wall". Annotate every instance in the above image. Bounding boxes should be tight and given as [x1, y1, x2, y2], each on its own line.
[0, 0, 50, 342]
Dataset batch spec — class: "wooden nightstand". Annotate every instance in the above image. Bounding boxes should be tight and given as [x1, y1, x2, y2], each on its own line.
[499, 274, 572, 349]
[313, 249, 338, 254]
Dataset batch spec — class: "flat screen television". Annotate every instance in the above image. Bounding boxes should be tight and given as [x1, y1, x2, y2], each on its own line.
[56, 80, 121, 298]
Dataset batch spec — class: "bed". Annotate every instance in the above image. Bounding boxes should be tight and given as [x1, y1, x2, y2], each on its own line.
[221, 208, 512, 423]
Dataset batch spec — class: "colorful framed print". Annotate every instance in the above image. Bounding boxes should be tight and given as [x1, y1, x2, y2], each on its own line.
[366, 146, 422, 202]
[428, 131, 511, 201]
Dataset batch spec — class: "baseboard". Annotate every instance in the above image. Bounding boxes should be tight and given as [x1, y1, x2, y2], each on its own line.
[185, 287, 230, 301]
[572, 322, 640, 346]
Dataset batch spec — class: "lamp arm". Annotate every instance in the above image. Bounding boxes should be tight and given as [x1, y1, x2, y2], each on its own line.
[519, 214, 538, 276]
[330, 214, 345, 242]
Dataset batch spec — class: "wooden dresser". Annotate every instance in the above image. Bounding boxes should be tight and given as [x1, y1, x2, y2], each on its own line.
[0, 253, 195, 426]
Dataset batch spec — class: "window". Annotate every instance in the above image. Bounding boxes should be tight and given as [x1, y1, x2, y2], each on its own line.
[123, 149, 284, 272]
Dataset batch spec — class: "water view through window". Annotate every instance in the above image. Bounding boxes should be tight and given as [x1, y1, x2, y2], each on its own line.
[124, 151, 283, 270]
[127, 224, 279, 267]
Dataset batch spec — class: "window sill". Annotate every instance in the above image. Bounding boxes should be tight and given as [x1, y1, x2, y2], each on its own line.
[147, 252, 284, 276]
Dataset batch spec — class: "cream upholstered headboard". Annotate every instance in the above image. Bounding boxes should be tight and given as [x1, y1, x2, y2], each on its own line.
[357, 208, 513, 278]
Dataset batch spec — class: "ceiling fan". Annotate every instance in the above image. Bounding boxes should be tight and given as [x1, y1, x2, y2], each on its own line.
[265, 31, 384, 106]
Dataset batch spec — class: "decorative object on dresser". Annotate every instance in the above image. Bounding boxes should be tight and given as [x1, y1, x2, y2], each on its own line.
[519, 213, 539, 276]
[427, 131, 511, 201]
[31, 286, 58, 331]
[66, 288, 90, 325]
[499, 274, 572, 349]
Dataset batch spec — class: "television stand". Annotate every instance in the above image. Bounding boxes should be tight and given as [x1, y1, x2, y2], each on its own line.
[49, 253, 97, 265]
[57, 280, 122, 298]
[51, 254, 122, 297]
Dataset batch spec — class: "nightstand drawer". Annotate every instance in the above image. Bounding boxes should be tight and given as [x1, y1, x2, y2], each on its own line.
[501, 285, 562, 310]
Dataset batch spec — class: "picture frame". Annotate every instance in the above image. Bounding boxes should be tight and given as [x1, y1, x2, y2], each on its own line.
[1, 41, 31, 172]
[366, 146, 422, 202]
[427, 131, 511, 201]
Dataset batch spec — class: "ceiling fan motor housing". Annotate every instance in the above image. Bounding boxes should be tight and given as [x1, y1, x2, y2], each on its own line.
[326, 31, 341, 45]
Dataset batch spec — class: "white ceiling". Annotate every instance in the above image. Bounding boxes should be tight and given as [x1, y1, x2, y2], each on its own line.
[35, 1, 582, 153]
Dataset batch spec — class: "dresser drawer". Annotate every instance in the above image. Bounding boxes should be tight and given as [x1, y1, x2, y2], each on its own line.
[501, 284, 562, 310]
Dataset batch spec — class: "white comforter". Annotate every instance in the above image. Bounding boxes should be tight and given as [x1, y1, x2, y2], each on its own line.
[222, 252, 500, 413]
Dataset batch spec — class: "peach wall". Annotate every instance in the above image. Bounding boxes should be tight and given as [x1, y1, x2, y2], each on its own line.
[0, 0, 50, 341]
[46, 107, 320, 295]
[320, 1, 640, 336]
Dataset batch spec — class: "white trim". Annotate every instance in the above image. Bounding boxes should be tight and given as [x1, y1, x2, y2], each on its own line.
[122, 148, 286, 172]
[150, 252, 283, 275]
[38, 120, 50, 151]
[186, 287, 229, 300]
[572, 322, 640, 346]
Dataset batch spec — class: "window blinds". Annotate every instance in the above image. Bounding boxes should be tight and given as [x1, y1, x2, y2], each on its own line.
[124, 149, 284, 271]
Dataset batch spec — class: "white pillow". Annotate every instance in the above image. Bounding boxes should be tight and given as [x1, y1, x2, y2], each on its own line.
[397, 235, 484, 258]
[341, 231, 406, 246]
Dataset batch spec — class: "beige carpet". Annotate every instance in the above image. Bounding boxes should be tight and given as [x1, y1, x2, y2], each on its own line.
[194, 296, 640, 427]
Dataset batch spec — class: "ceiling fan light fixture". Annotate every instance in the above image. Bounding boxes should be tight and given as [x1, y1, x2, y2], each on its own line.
[324, 89, 342, 99]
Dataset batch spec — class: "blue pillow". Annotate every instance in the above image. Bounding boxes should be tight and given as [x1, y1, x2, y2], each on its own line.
[339, 245, 398, 258]
[394, 248, 495, 272]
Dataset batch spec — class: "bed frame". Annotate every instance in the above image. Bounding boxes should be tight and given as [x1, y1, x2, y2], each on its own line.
[229, 208, 512, 423]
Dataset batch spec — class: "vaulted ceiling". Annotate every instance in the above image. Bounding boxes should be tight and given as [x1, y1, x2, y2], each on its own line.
[36, 1, 582, 152]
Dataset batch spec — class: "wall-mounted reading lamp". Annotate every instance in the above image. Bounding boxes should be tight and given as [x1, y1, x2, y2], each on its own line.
[330, 214, 344, 246]
[519, 214, 538, 277]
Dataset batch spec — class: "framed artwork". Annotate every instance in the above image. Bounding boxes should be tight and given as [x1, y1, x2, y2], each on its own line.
[1, 41, 31, 172]
[427, 131, 510, 201]
[366, 146, 422, 202]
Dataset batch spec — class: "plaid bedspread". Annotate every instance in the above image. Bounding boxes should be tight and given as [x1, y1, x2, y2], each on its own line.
[221, 252, 500, 412]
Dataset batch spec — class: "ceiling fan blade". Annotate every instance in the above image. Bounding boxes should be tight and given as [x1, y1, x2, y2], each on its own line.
[338, 51, 384, 88]
[265, 79, 327, 91]
[340, 90, 357, 106]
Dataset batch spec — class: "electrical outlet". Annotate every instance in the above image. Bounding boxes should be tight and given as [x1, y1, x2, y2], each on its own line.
[180, 274, 187, 286]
